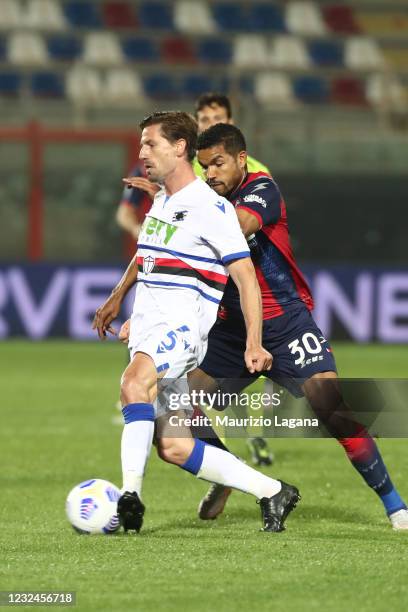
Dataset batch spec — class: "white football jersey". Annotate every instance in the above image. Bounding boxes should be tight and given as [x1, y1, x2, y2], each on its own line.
[130, 177, 249, 344]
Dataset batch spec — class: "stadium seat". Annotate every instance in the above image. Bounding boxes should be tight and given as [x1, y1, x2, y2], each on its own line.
[322, 4, 360, 34]
[293, 76, 329, 104]
[366, 73, 406, 111]
[122, 37, 159, 62]
[139, 2, 174, 30]
[24, 0, 67, 30]
[30, 71, 64, 97]
[197, 38, 232, 64]
[255, 72, 297, 108]
[47, 35, 82, 61]
[344, 37, 385, 70]
[102, 2, 138, 29]
[104, 68, 146, 107]
[83, 32, 123, 66]
[174, 0, 217, 34]
[213, 3, 246, 31]
[234, 35, 269, 68]
[309, 40, 344, 67]
[143, 74, 178, 99]
[8, 32, 49, 66]
[216, 75, 231, 95]
[0, 0, 22, 30]
[285, 1, 327, 36]
[161, 37, 196, 64]
[331, 77, 367, 106]
[66, 65, 103, 105]
[64, 1, 102, 28]
[0, 72, 21, 96]
[182, 74, 213, 98]
[248, 3, 286, 33]
[240, 76, 254, 95]
[270, 35, 310, 69]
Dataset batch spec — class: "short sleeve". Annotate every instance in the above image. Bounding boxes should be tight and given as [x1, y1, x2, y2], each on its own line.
[203, 197, 250, 265]
[236, 177, 282, 228]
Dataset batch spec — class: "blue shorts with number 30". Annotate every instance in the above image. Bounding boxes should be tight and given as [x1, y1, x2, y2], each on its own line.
[199, 305, 337, 398]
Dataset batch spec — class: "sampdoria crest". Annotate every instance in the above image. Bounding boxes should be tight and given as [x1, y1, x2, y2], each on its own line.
[143, 255, 155, 274]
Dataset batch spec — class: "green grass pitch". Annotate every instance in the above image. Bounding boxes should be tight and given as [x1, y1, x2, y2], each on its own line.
[1, 341, 408, 611]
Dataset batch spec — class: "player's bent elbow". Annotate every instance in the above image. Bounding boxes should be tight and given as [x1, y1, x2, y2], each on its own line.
[116, 204, 135, 231]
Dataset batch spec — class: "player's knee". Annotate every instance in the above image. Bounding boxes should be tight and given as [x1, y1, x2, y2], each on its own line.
[157, 438, 192, 466]
[120, 372, 150, 405]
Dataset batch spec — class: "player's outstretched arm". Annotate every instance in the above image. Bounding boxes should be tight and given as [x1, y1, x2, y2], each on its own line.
[122, 176, 160, 199]
[227, 257, 272, 374]
[92, 254, 138, 340]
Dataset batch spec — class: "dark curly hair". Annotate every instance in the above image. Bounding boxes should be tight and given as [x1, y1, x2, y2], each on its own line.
[197, 123, 246, 156]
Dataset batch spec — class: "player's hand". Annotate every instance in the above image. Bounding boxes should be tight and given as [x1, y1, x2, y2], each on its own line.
[92, 293, 122, 340]
[122, 176, 160, 200]
[119, 319, 131, 344]
[245, 345, 273, 374]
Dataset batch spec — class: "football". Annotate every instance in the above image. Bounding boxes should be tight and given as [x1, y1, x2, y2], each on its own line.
[66, 479, 121, 534]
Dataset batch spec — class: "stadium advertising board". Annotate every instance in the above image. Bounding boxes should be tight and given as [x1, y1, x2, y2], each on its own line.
[0, 264, 407, 342]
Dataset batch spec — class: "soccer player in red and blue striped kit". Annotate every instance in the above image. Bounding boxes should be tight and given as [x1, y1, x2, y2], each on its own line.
[187, 123, 408, 530]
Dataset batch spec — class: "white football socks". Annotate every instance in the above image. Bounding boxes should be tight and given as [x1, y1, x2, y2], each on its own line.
[197, 444, 282, 499]
[121, 420, 154, 497]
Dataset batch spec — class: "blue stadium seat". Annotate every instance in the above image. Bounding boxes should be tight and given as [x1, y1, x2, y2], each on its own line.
[240, 76, 254, 95]
[213, 3, 246, 31]
[293, 76, 329, 104]
[122, 37, 159, 62]
[182, 75, 213, 98]
[31, 71, 65, 97]
[209, 75, 253, 96]
[0, 72, 21, 96]
[64, 1, 102, 28]
[47, 36, 82, 61]
[139, 2, 174, 30]
[144, 74, 178, 98]
[216, 76, 230, 95]
[197, 38, 232, 64]
[308, 40, 344, 67]
[248, 4, 286, 32]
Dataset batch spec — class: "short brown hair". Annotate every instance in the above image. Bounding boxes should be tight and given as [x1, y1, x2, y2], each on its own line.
[139, 111, 198, 162]
[194, 93, 232, 119]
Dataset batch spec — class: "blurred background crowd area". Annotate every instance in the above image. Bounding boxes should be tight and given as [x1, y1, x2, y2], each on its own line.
[0, 0, 407, 266]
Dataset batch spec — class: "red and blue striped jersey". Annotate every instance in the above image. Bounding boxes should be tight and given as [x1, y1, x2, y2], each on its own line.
[220, 171, 313, 320]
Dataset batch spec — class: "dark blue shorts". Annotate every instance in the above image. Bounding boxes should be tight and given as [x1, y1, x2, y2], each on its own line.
[200, 306, 337, 397]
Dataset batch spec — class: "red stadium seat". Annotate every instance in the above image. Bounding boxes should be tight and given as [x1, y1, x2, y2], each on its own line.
[331, 77, 368, 106]
[103, 1, 138, 29]
[322, 5, 360, 34]
[161, 37, 196, 64]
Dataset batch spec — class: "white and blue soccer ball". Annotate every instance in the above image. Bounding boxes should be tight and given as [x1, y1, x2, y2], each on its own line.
[66, 479, 121, 534]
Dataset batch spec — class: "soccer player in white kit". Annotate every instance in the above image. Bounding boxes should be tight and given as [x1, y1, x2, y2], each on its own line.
[93, 111, 300, 533]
